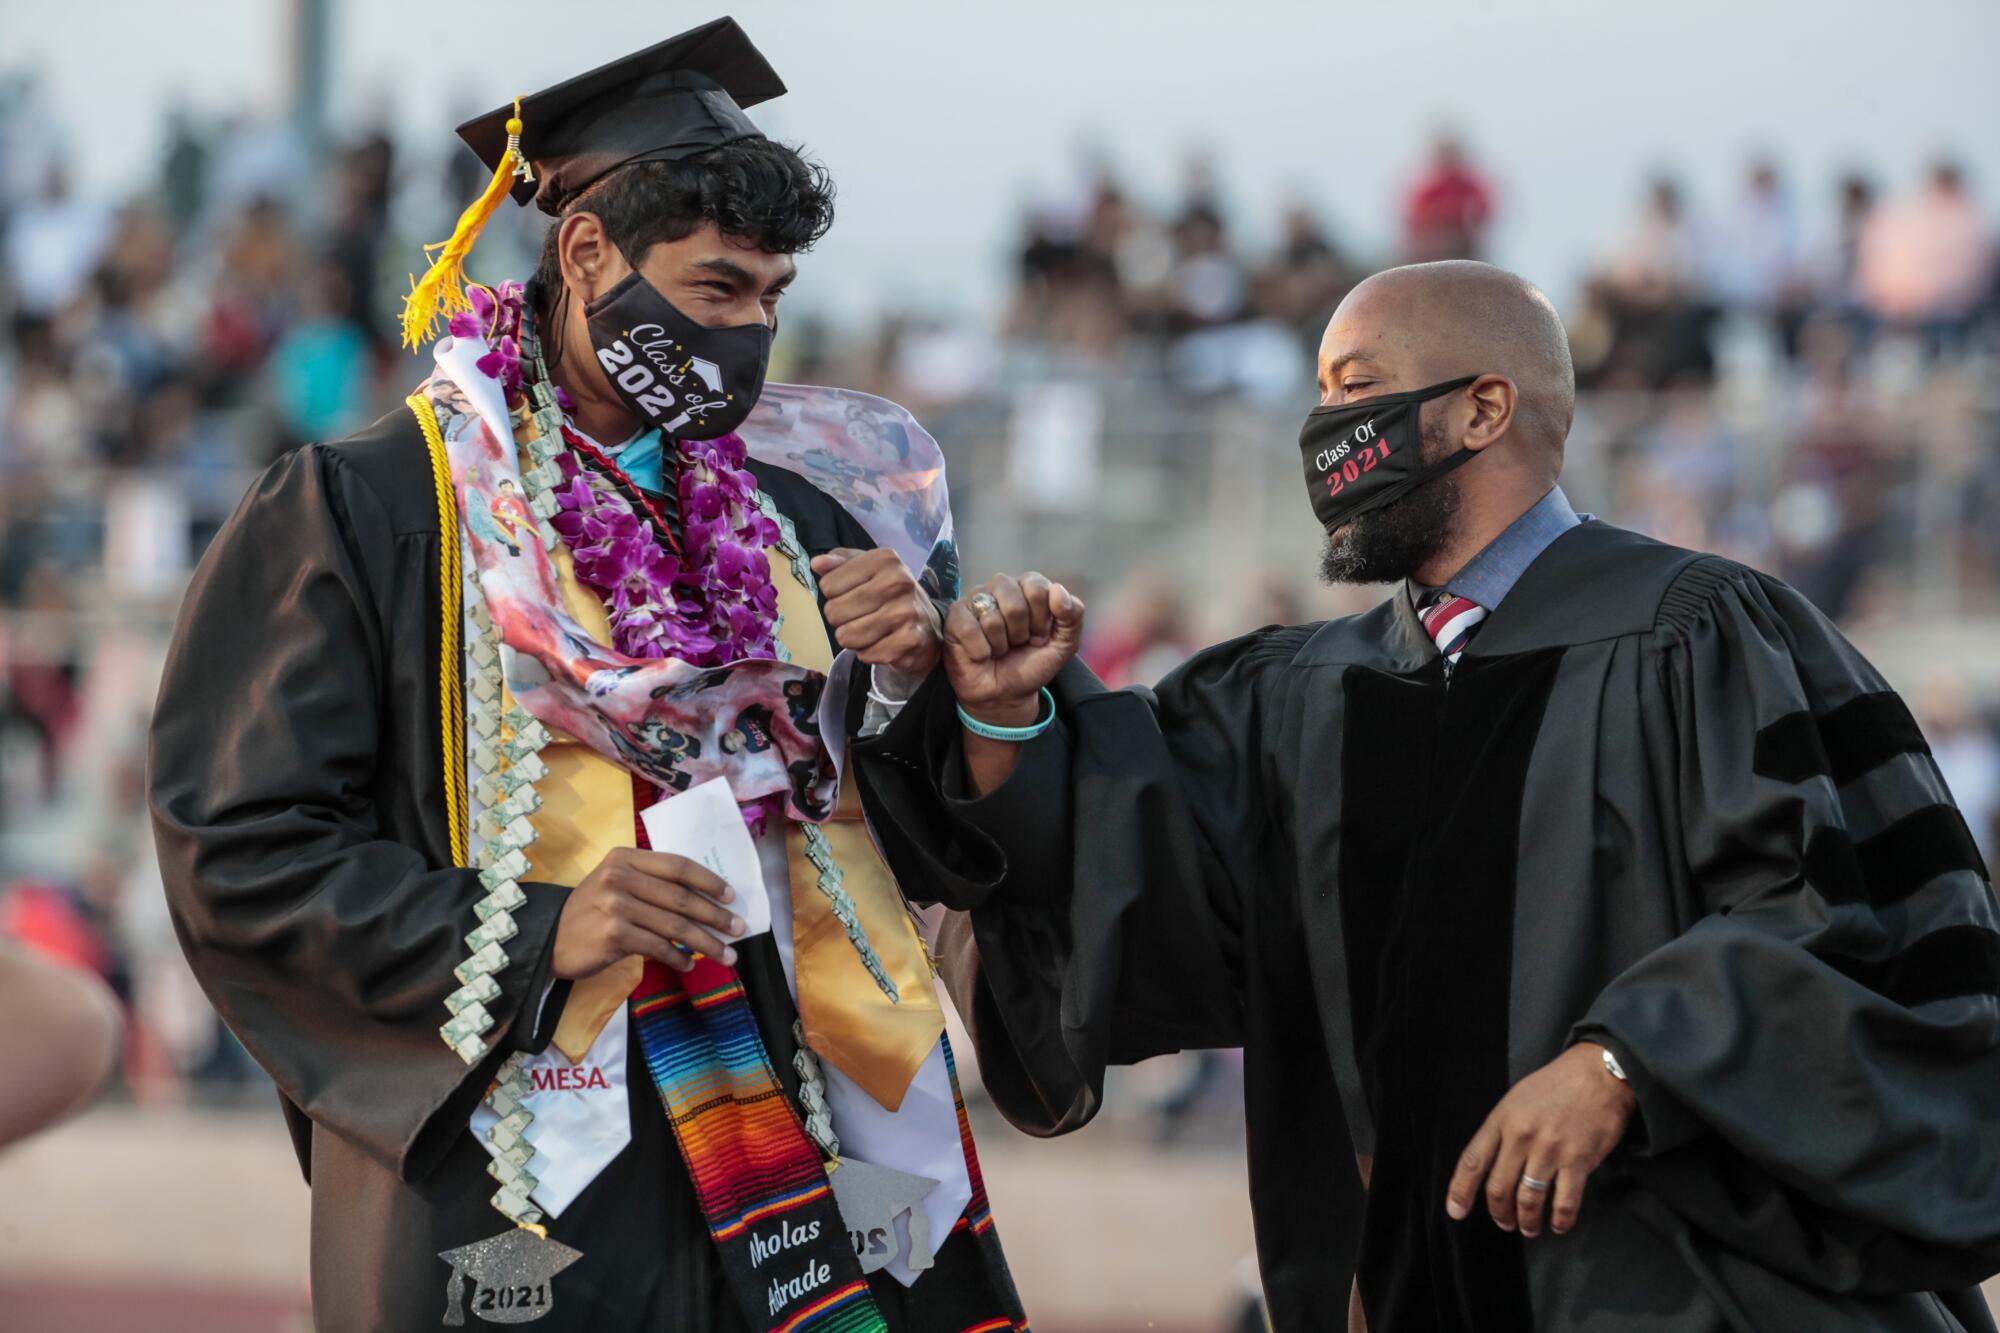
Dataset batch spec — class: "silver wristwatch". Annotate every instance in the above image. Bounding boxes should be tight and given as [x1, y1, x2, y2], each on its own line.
[1601, 1046, 1629, 1083]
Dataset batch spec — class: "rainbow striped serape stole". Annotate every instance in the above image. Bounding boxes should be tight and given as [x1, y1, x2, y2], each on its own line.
[633, 955, 885, 1332]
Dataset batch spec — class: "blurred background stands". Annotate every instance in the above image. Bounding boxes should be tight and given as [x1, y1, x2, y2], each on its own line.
[2, 46, 1999, 1333]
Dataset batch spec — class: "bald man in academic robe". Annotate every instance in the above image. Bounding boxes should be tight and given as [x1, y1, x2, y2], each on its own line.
[854, 261, 2000, 1331]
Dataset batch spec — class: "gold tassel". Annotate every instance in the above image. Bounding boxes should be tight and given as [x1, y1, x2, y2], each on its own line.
[400, 99, 529, 350]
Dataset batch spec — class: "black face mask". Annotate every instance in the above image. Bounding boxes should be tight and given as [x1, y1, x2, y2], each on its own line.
[584, 271, 772, 440]
[1298, 375, 1480, 532]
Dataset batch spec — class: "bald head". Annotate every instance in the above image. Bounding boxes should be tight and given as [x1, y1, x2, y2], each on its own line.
[1318, 261, 1575, 464]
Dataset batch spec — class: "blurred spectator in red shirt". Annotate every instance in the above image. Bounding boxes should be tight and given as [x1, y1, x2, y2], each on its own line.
[1401, 133, 1495, 262]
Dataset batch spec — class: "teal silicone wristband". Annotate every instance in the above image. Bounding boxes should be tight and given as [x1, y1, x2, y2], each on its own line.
[957, 687, 1057, 742]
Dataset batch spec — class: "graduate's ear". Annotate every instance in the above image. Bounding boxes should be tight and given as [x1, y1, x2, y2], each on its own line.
[555, 212, 633, 306]
[1459, 374, 1518, 453]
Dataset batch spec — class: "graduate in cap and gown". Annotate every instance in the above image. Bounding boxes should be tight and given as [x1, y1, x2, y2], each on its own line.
[853, 261, 2000, 1331]
[150, 18, 1027, 1332]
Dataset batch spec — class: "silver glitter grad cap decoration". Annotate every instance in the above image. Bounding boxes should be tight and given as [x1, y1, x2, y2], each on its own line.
[827, 1158, 940, 1276]
[440, 1228, 584, 1325]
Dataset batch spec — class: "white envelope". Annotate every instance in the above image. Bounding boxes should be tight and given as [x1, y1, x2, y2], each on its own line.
[638, 777, 771, 940]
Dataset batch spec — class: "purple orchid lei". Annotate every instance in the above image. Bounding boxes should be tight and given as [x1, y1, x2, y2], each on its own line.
[549, 437, 783, 670]
[458, 278, 789, 752]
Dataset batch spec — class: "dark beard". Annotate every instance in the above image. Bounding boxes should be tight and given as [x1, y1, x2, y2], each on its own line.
[1317, 421, 1464, 585]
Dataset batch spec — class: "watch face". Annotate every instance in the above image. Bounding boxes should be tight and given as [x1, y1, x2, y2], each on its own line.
[1601, 1047, 1628, 1081]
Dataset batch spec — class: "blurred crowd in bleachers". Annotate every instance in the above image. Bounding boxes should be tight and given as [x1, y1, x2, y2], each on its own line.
[3, 64, 2000, 1118]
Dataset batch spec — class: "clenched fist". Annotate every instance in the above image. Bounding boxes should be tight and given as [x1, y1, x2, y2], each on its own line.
[809, 547, 944, 677]
[944, 572, 1086, 728]
[552, 848, 747, 978]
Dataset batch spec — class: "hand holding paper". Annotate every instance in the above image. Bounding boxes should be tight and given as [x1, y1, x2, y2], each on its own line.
[549, 840, 746, 978]
[640, 778, 772, 942]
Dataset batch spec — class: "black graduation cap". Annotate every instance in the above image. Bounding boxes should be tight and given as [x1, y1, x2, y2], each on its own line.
[402, 16, 786, 347]
[456, 15, 785, 215]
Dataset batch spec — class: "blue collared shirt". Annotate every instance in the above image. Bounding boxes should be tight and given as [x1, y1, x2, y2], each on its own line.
[605, 428, 667, 493]
[1412, 485, 1583, 612]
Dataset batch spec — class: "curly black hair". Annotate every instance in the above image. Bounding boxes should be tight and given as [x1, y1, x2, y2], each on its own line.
[531, 136, 834, 305]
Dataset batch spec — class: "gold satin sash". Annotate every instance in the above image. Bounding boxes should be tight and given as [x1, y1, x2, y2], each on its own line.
[771, 563, 943, 1112]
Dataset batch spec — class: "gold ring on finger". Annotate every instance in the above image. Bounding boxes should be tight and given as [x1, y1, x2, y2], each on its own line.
[969, 593, 999, 620]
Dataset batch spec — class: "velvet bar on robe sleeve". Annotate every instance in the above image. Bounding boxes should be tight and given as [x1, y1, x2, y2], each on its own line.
[1571, 562, 2000, 1301]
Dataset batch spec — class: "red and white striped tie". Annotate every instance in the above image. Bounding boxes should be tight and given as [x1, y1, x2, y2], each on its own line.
[1421, 593, 1488, 669]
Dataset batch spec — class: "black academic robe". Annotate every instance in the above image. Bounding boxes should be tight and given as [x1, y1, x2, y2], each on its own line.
[149, 408, 1023, 1332]
[853, 519, 2000, 1333]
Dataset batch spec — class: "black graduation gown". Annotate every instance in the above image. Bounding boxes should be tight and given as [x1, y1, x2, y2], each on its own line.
[148, 408, 1024, 1332]
[853, 519, 2000, 1333]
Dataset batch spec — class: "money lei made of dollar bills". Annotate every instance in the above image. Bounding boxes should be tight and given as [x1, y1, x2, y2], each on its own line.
[436, 343, 569, 1230]
[791, 1019, 840, 1162]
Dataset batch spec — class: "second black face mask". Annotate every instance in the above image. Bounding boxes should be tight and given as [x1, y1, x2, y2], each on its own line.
[1297, 375, 1480, 532]
[585, 271, 773, 440]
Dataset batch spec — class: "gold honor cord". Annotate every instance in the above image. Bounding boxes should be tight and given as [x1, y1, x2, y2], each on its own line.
[410, 393, 470, 868]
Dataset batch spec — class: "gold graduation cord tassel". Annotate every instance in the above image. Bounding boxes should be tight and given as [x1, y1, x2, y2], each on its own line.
[400, 98, 530, 350]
